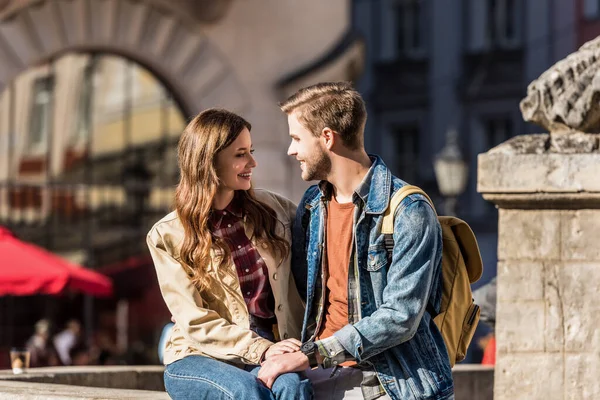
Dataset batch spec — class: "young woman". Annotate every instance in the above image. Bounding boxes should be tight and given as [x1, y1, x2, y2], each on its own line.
[147, 109, 311, 400]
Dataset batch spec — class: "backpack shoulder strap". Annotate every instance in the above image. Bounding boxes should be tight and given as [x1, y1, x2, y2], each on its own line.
[381, 185, 440, 317]
[381, 185, 436, 234]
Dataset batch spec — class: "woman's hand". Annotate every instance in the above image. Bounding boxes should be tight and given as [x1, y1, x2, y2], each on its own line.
[258, 352, 309, 389]
[263, 338, 302, 360]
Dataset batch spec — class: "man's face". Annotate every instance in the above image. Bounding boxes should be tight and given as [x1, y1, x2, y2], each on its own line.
[286, 112, 331, 181]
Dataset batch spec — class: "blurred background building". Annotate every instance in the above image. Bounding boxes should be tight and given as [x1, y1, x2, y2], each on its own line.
[353, 0, 600, 362]
[0, 0, 600, 368]
[0, 0, 359, 366]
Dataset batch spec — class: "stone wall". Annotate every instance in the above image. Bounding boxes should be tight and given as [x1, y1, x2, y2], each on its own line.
[478, 133, 600, 399]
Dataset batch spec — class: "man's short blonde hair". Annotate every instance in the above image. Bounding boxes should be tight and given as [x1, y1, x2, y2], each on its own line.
[279, 82, 367, 150]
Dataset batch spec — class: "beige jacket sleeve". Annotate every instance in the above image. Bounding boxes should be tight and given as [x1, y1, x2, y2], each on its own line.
[147, 228, 273, 365]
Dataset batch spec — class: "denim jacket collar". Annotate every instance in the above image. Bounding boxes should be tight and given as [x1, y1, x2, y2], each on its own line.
[312, 155, 392, 214]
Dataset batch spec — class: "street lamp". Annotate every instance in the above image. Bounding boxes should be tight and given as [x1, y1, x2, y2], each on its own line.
[434, 129, 469, 216]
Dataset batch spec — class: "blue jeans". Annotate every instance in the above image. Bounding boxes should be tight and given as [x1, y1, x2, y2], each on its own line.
[164, 355, 313, 400]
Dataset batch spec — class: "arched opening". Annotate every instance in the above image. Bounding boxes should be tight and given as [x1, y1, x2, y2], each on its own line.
[0, 51, 186, 264]
[0, 0, 247, 366]
[0, 51, 188, 363]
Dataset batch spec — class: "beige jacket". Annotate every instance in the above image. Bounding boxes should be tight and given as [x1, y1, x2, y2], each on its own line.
[147, 189, 304, 367]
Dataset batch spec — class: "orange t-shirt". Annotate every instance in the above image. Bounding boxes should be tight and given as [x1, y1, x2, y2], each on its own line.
[317, 197, 354, 360]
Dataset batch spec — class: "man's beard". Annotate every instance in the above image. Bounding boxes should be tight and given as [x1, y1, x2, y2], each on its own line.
[302, 149, 331, 181]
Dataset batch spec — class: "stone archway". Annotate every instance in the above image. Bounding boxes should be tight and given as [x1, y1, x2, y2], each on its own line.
[0, 0, 247, 117]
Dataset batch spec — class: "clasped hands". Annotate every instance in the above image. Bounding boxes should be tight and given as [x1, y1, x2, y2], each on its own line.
[257, 338, 310, 389]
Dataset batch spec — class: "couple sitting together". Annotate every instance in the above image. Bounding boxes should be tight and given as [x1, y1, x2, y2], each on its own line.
[147, 82, 455, 400]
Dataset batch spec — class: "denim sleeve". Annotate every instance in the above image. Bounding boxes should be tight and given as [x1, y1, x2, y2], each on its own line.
[291, 191, 312, 302]
[333, 199, 442, 362]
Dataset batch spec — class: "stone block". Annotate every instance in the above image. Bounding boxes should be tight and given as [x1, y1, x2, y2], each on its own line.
[543, 265, 565, 353]
[496, 301, 545, 353]
[498, 210, 561, 261]
[478, 151, 600, 194]
[478, 153, 554, 193]
[545, 263, 600, 353]
[561, 211, 600, 261]
[565, 353, 600, 400]
[496, 261, 544, 302]
[494, 353, 563, 400]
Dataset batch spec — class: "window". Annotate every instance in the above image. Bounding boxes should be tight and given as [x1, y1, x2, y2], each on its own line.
[468, 0, 521, 51]
[484, 116, 513, 150]
[584, 0, 600, 19]
[28, 76, 54, 149]
[393, 124, 420, 183]
[72, 63, 95, 144]
[396, 0, 427, 58]
[488, 0, 520, 48]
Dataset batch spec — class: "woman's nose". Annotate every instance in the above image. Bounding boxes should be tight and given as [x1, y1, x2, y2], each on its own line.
[248, 154, 257, 168]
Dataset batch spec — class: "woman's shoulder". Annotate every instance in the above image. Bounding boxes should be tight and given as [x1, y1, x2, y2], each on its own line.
[147, 211, 185, 252]
[252, 189, 296, 223]
[252, 189, 295, 207]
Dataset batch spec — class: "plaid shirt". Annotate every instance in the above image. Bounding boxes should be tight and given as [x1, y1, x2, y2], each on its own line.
[209, 198, 274, 320]
[310, 165, 387, 400]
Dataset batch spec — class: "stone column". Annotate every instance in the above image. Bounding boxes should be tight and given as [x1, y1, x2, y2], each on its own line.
[478, 132, 600, 399]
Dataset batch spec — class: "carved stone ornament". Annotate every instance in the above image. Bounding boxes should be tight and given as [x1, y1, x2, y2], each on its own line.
[520, 36, 600, 134]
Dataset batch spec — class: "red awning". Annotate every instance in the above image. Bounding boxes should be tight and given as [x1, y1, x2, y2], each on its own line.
[0, 226, 113, 297]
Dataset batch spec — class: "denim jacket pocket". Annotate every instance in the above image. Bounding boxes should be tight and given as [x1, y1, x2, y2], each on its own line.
[365, 245, 388, 271]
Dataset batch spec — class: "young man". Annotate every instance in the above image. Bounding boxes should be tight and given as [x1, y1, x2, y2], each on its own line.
[257, 82, 454, 399]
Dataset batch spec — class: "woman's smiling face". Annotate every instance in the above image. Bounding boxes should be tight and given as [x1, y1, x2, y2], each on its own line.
[214, 127, 256, 192]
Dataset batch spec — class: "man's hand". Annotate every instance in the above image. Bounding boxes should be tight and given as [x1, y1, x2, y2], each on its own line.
[257, 352, 309, 389]
[263, 338, 302, 360]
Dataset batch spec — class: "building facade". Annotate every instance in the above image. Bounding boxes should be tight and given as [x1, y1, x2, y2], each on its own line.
[353, 0, 578, 289]
[0, 0, 360, 361]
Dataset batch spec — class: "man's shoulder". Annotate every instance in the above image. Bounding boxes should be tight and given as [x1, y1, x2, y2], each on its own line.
[300, 185, 321, 204]
[388, 177, 436, 215]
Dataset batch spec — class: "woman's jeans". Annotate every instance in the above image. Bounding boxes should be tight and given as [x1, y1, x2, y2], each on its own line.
[164, 355, 313, 400]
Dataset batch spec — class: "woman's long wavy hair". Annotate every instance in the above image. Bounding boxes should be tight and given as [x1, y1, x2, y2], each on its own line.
[175, 108, 290, 291]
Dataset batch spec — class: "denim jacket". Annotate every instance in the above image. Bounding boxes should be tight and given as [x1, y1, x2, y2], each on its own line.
[292, 156, 454, 400]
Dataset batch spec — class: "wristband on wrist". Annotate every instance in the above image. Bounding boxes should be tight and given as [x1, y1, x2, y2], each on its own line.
[300, 340, 321, 369]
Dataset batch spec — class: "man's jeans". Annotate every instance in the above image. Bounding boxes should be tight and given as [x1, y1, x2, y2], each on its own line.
[164, 355, 313, 400]
[305, 367, 391, 400]
[305, 367, 455, 400]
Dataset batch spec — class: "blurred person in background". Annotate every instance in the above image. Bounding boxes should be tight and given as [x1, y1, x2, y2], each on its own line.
[90, 328, 119, 365]
[69, 344, 91, 366]
[473, 277, 497, 365]
[53, 319, 82, 366]
[26, 319, 61, 367]
[147, 109, 312, 400]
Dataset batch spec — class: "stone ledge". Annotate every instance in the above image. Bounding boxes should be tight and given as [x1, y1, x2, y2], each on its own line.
[0, 364, 493, 399]
[0, 366, 164, 391]
[0, 380, 169, 399]
[478, 140, 600, 195]
[481, 193, 600, 209]
[485, 133, 600, 155]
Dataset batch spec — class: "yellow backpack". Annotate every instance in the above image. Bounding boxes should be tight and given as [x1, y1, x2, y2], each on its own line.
[381, 185, 483, 367]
